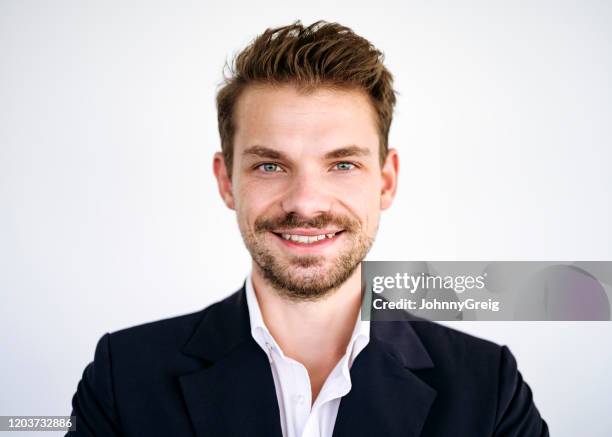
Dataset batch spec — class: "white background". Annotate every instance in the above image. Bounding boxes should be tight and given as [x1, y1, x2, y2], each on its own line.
[1, 1, 611, 436]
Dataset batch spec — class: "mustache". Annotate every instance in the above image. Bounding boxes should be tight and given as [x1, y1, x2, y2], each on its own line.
[254, 212, 359, 233]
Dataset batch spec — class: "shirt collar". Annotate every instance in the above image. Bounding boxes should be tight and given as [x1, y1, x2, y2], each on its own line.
[245, 270, 266, 333]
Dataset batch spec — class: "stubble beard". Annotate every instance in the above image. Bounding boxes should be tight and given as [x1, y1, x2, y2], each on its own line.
[240, 212, 376, 301]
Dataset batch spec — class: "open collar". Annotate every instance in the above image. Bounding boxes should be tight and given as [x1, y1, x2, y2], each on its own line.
[178, 284, 436, 437]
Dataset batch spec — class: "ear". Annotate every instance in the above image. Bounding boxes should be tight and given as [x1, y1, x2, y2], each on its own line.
[213, 152, 235, 210]
[380, 148, 399, 210]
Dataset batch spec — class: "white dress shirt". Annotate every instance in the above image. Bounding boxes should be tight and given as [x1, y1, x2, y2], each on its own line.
[245, 272, 370, 437]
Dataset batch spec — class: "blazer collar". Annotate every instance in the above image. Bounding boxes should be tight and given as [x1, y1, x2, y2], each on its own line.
[181, 282, 252, 363]
[179, 284, 283, 437]
[178, 283, 437, 437]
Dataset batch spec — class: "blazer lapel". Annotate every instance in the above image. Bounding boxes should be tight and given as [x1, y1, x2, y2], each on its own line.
[332, 320, 437, 437]
[178, 286, 283, 437]
[177, 285, 436, 437]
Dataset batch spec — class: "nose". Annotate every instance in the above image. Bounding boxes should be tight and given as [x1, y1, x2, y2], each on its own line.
[280, 171, 333, 218]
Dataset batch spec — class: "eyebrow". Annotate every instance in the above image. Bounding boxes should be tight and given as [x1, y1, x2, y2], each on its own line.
[324, 145, 371, 159]
[242, 145, 287, 160]
[242, 144, 371, 161]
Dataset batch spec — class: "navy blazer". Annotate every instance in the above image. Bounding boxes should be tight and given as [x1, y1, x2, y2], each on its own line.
[67, 285, 549, 436]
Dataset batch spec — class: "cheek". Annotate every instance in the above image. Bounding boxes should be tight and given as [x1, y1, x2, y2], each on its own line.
[335, 190, 380, 239]
[235, 181, 280, 224]
[238, 172, 296, 213]
[333, 173, 382, 211]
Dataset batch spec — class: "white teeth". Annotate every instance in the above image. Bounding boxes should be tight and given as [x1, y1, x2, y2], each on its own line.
[279, 232, 337, 244]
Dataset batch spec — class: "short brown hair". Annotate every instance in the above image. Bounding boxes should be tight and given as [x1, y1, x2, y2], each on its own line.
[216, 20, 397, 178]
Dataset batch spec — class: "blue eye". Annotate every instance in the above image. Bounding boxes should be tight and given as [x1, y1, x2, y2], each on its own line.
[334, 162, 355, 171]
[257, 163, 283, 172]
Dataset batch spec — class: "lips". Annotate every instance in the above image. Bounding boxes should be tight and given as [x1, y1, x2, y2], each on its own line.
[271, 230, 345, 246]
[273, 229, 342, 242]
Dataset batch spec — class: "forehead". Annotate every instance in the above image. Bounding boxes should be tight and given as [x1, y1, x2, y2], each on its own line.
[233, 84, 379, 157]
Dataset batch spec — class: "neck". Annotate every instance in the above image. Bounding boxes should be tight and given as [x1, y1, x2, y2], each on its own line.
[250, 263, 363, 401]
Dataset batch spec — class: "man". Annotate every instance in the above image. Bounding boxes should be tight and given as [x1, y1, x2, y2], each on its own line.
[67, 21, 549, 436]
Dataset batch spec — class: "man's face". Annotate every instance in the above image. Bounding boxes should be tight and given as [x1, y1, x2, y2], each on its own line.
[214, 84, 398, 300]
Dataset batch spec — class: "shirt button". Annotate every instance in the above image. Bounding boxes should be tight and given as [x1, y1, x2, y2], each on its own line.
[293, 394, 305, 405]
[265, 342, 273, 350]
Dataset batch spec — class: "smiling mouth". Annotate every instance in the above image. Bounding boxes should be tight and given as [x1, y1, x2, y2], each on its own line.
[271, 230, 345, 244]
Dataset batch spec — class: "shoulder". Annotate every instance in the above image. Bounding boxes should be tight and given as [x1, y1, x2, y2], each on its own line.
[404, 320, 510, 393]
[111, 307, 204, 343]
[410, 320, 503, 363]
[401, 322, 548, 435]
[407, 321, 538, 421]
[103, 289, 243, 367]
